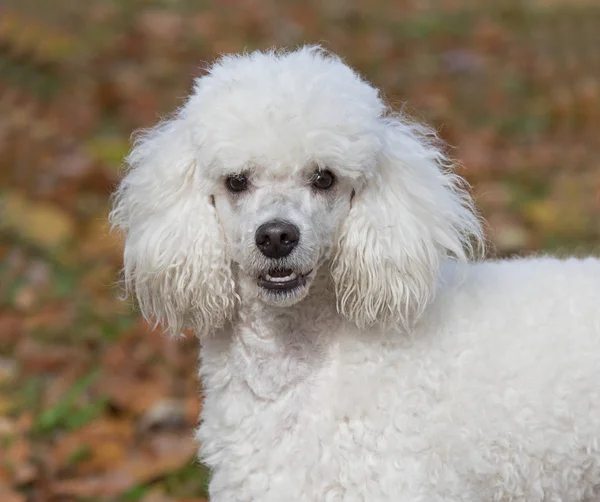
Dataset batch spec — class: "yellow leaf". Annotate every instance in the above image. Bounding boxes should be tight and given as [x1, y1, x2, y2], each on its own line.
[523, 199, 560, 232]
[1, 193, 75, 248]
[0, 395, 15, 415]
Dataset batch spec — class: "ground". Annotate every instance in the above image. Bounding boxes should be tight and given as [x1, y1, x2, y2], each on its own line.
[0, 1, 599, 501]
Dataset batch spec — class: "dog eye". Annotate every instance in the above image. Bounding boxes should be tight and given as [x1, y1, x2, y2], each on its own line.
[226, 174, 248, 192]
[312, 169, 335, 190]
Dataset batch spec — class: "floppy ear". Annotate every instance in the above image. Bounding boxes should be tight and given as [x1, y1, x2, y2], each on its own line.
[331, 115, 483, 330]
[110, 114, 237, 337]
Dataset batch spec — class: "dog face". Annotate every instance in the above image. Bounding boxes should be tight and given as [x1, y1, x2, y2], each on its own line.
[110, 47, 482, 336]
[211, 161, 356, 307]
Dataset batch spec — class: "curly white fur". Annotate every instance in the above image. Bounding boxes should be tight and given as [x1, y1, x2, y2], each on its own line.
[111, 46, 600, 501]
[332, 116, 482, 329]
[110, 114, 238, 335]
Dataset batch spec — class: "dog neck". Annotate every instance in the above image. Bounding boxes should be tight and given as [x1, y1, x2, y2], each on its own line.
[204, 265, 341, 400]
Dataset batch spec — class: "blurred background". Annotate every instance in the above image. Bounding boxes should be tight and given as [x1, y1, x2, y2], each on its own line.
[0, 0, 599, 501]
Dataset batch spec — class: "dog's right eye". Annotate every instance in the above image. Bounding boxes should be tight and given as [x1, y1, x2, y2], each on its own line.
[311, 169, 336, 190]
[226, 174, 248, 192]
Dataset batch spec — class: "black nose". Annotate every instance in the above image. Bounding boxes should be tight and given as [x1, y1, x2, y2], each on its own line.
[255, 220, 300, 258]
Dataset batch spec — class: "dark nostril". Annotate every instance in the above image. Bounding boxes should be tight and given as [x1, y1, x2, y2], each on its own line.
[280, 232, 292, 244]
[256, 233, 270, 247]
[255, 220, 300, 258]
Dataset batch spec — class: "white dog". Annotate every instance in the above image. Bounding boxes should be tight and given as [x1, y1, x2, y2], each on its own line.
[110, 46, 600, 501]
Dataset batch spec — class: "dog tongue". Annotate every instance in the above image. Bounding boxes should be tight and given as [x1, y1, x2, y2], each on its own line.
[269, 268, 293, 277]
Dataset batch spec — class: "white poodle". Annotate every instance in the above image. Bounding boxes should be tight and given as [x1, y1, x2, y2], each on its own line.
[110, 47, 600, 501]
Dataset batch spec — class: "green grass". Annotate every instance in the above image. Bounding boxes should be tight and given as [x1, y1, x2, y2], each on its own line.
[33, 369, 106, 435]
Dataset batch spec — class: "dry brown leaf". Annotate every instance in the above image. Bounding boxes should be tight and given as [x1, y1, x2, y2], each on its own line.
[127, 432, 197, 484]
[142, 486, 173, 502]
[0, 489, 26, 502]
[0, 416, 17, 436]
[50, 473, 134, 498]
[16, 413, 33, 435]
[52, 418, 133, 476]
[51, 432, 197, 498]
[98, 373, 169, 415]
[12, 461, 37, 486]
[1, 437, 38, 486]
[16, 338, 82, 374]
[0, 468, 13, 489]
[23, 302, 75, 333]
[0, 314, 23, 348]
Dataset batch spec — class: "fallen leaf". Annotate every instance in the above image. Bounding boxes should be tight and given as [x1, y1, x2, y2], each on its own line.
[1, 193, 75, 248]
[1, 437, 38, 486]
[16, 338, 82, 374]
[142, 486, 172, 502]
[52, 418, 133, 475]
[0, 314, 23, 348]
[0, 416, 17, 436]
[0, 489, 26, 502]
[50, 432, 197, 498]
[127, 432, 198, 484]
[523, 199, 560, 232]
[23, 302, 76, 333]
[98, 373, 169, 415]
[0, 394, 15, 415]
[50, 473, 134, 498]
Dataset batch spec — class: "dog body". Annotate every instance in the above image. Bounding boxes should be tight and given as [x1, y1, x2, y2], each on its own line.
[198, 258, 600, 501]
[110, 47, 600, 501]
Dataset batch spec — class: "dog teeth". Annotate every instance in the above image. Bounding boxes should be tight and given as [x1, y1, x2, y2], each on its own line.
[265, 272, 297, 283]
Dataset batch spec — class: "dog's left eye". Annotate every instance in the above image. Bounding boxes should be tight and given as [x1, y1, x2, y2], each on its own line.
[226, 174, 248, 192]
[312, 169, 335, 190]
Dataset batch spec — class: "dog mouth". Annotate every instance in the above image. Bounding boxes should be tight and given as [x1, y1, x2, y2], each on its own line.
[257, 268, 312, 292]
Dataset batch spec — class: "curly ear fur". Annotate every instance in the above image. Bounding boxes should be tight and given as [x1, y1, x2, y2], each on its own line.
[331, 115, 483, 330]
[110, 115, 237, 337]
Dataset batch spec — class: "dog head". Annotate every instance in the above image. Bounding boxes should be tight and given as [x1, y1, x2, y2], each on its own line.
[110, 46, 483, 336]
